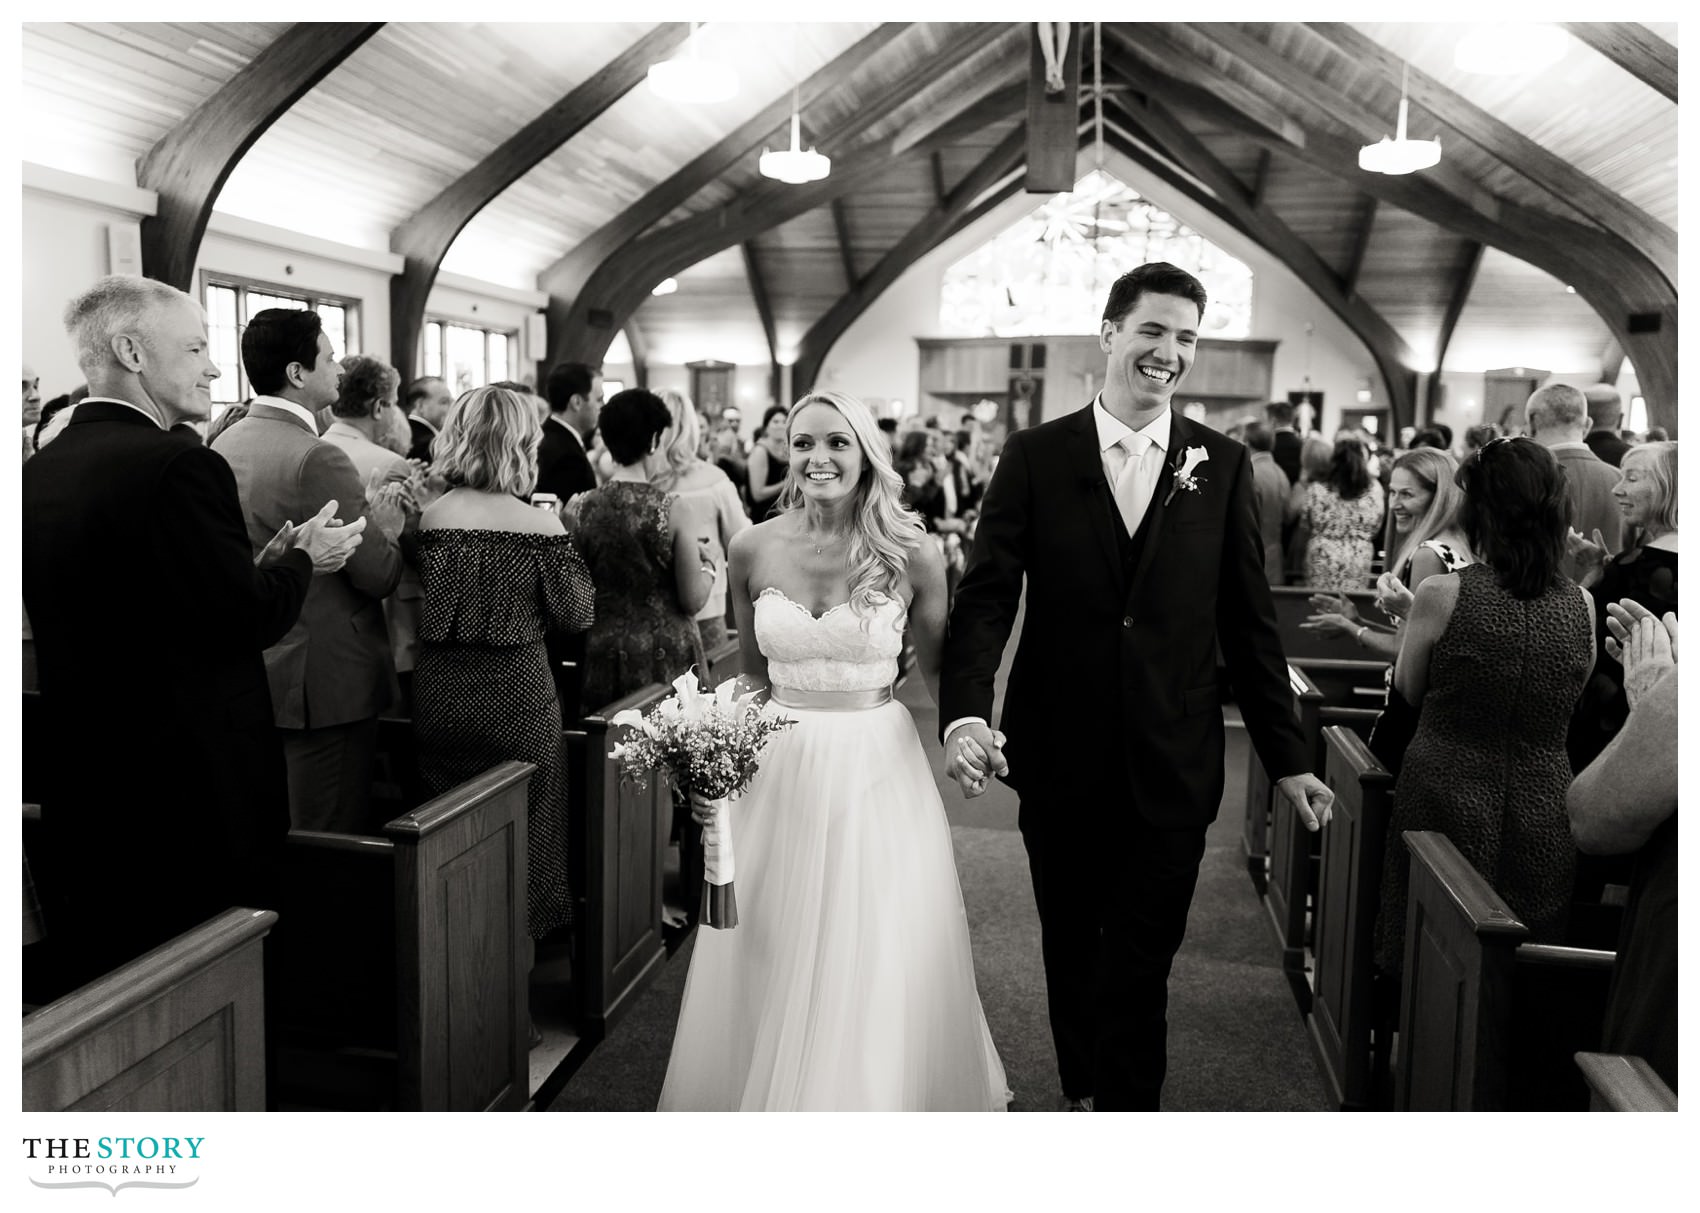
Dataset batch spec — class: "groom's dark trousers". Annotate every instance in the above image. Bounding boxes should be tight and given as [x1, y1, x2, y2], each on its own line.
[942, 402, 1309, 1111]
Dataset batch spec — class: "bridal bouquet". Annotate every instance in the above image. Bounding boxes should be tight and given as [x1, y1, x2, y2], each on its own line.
[610, 671, 794, 929]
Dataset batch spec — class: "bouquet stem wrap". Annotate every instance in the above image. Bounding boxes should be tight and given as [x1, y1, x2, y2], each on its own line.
[700, 794, 738, 929]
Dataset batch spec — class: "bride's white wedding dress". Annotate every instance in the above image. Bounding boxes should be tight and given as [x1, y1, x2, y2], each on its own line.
[657, 587, 1009, 1111]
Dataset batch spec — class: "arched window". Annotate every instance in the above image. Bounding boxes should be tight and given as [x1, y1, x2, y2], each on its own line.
[940, 171, 1253, 338]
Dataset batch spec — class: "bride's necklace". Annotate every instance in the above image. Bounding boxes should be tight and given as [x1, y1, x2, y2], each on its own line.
[806, 529, 848, 556]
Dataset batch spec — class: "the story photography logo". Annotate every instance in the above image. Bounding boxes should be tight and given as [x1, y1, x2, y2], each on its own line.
[22, 1134, 204, 1197]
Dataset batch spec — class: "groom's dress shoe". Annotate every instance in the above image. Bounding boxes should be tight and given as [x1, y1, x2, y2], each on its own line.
[1059, 1095, 1094, 1112]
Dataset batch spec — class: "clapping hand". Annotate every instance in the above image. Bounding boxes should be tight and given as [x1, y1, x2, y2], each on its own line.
[1300, 590, 1358, 640]
[946, 722, 1009, 799]
[1374, 571, 1414, 622]
[293, 499, 367, 574]
[368, 482, 409, 540]
[1604, 599, 1677, 710]
[1564, 527, 1609, 589]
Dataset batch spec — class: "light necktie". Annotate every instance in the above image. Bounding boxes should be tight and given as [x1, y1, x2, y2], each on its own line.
[1113, 434, 1163, 538]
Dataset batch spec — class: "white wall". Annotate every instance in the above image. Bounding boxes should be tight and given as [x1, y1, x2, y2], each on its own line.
[822, 148, 1387, 441]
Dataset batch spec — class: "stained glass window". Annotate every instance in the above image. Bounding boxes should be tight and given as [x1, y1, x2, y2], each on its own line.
[940, 171, 1253, 338]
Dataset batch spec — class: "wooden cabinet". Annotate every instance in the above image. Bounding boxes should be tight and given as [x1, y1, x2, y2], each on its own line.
[917, 339, 1012, 395]
[1187, 338, 1279, 400]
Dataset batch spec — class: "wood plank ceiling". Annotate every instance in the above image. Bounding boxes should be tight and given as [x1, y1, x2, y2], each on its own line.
[19, 21, 1681, 430]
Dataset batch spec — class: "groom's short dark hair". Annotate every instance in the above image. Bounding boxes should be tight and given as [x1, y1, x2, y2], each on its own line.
[1102, 262, 1208, 326]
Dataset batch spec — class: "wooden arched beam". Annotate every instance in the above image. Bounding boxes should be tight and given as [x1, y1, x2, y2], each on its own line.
[1305, 22, 1675, 287]
[791, 121, 1032, 392]
[548, 68, 1028, 370]
[137, 23, 383, 290]
[534, 21, 915, 362]
[741, 242, 782, 401]
[1563, 23, 1677, 103]
[1106, 84, 1423, 430]
[387, 22, 689, 379]
[1425, 242, 1485, 419]
[1111, 31, 1678, 433]
[623, 323, 649, 389]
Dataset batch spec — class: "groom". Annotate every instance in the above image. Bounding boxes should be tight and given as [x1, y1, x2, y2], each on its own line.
[940, 261, 1333, 1111]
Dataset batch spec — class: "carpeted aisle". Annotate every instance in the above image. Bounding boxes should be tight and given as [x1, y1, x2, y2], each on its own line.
[548, 668, 1329, 1112]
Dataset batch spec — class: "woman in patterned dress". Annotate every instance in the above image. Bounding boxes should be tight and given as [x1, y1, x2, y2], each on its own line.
[572, 389, 712, 715]
[411, 385, 595, 939]
[1296, 432, 1385, 592]
[650, 388, 749, 655]
[1373, 437, 1595, 975]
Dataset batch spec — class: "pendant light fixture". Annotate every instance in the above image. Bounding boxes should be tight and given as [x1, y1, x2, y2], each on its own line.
[648, 22, 738, 105]
[760, 27, 830, 184]
[1358, 62, 1441, 176]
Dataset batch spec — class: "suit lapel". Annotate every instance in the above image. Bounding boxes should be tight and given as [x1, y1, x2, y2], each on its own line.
[1124, 411, 1192, 605]
[1066, 405, 1125, 589]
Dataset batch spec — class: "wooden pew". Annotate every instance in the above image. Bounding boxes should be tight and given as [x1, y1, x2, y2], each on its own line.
[1260, 666, 1323, 987]
[1306, 725, 1395, 1110]
[563, 683, 671, 1040]
[23, 908, 275, 1111]
[1395, 831, 1616, 1111]
[1574, 1053, 1677, 1111]
[272, 760, 534, 1112]
[704, 633, 741, 690]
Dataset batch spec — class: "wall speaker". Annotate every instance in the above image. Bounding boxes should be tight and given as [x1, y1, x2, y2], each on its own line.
[525, 312, 548, 362]
[588, 308, 614, 328]
[106, 221, 143, 276]
[1627, 312, 1662, 334]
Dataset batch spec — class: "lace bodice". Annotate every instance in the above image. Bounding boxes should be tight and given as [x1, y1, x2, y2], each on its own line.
[755, 588, 905, 693]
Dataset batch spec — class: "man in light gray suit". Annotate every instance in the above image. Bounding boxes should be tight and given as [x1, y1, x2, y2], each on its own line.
[1526, 383, 1624, 556]
[213, 308, 406, 833]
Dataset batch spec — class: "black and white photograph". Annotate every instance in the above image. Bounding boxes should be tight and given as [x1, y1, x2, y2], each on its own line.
[10, 10, 1683, 1207]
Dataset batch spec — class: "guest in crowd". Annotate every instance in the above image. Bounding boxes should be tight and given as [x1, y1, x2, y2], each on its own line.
[402, 375, 453, 463]
[1303, 448, 1472, 660]
[1373, 437, 1595, 976]
[1283, 433, 1333, 585]
[1462, 422, 1501, 455]
[745, 403, 791, 524]
[1243, 420, 1289, 581]
[1291, 431, 1385, 592]
[653, 387, 749, 654]
[205, 401, 250, 447]
[1266, 399, 1303, 484]
[1567, 600, 1677, 1094]
[1643, 426, 1670, 443]
[23, 275, 361, 994]
[1583, 382, 1631, 467]
[537, 361, 603, 504]
[412, 385, 595, 941]
[1525, 383, 1624, 556]
[948, 429, 984, 517]
[1408, 426, 1449, 452]
[710, 409, 749, 496]
[574, 388, 712, 715]
[1565, 440, 1677, 771]
[895, 429, 949, 531]
[213, 308, 407, 834]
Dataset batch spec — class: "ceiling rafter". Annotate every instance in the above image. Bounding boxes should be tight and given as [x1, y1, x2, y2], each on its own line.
[1562, 22, 1677, 102]
[549, 62, 1029, 368]
[1304, 22, 1675, 285]
[831, 198, 859, 290]
[742, 241, 780, 386]
[536, 22, 912, 300]
[388, 21, 689, 377]
[1025, 21, 1081, 192]
[1427, 241, 1485, 415]
[1343, 196, 1378, 299]
[792, 120, 1033, 391]
[1249, 148, 1273, 210]
[1107, 43, 1676, 429]
[137, 22, 383, 289]
[1105, 80, 1421, 427]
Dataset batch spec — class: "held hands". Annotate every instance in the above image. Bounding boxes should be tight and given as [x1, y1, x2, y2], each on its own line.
[945, 722, 1009, 799]
[1276, 773, 1334, 832]
[294, 499, 367, 574]
[1604, 599, 1677, 710]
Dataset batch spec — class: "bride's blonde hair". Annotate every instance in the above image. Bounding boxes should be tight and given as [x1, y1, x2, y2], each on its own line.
[775, 390, 925, 617]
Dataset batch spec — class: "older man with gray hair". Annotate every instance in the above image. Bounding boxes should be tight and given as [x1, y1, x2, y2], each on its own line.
[1582, 382, 1632, 467]
[1526, 382, 1624, 555]
[22, 274, 363, 994]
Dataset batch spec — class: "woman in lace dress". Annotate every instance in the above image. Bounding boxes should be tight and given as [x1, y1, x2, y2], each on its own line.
[1296, 432, 1385, 592]
[1373, 438, 1594, 975]
[572, 389, 711, 715]
[658, 390, 1008, 1111]
[412, 386, 595, 938]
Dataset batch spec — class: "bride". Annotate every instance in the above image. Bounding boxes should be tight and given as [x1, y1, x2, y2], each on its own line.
[657, 390, 1009, 1111]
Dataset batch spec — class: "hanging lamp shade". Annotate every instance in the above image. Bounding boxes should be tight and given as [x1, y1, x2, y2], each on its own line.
[1359, 93, 1441, 175]
[648, 25, 737, 104]
[759, 110, 830, 184]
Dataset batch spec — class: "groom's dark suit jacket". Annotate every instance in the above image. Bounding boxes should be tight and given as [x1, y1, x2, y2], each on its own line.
[941, 403, 1308, 831]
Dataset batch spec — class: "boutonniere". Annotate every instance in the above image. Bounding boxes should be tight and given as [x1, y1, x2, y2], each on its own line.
[1164, 445, 1209, 505]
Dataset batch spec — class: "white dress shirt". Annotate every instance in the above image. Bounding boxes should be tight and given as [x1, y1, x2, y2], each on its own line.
[250, 395, 322, 435]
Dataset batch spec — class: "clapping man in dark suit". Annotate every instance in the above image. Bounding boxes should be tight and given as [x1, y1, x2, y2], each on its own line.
[537, 361, 603, 504]
[940, 262, 1333, 1111]
[23, 275, 364, 993]
[213, 309, 406, 834]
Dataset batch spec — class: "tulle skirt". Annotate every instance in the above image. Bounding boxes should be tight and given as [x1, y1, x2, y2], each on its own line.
[658, 698, 1010, 1111]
